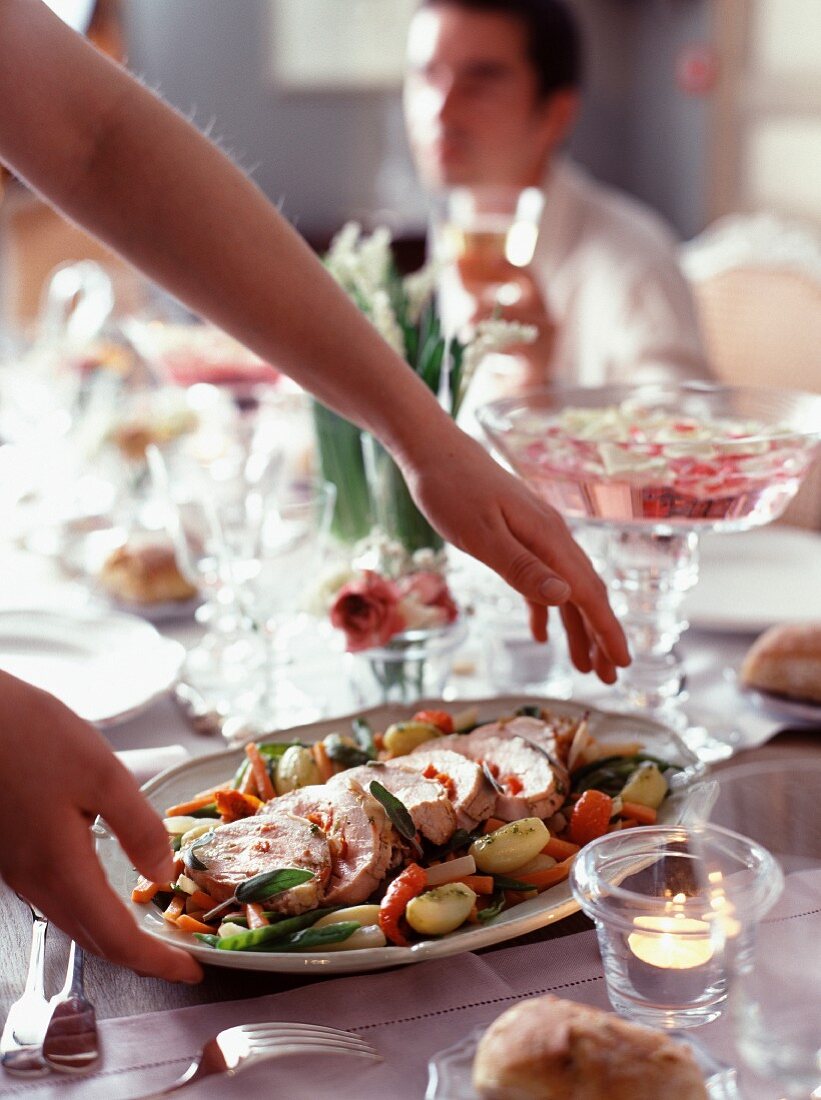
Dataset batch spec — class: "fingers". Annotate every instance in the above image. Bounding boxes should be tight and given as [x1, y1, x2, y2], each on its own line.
[501, 497, 630, 671]
[95, 759, 176, 886]
[559, 603, 593, 674]
[48, 828, 202, 982]
[527, 601, 548, 644]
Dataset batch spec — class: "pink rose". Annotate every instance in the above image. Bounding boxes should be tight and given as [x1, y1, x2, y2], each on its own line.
[397, 570, 459, 630]
[330, 571, 406, 652]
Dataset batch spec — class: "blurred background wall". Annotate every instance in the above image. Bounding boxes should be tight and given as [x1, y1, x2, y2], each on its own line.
[120, 0, 712, 241]
[2, 0, 819, 332]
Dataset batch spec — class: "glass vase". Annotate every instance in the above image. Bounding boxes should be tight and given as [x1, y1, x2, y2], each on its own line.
[347, 620, 467, 707]
[312, 401, 372, 543]
[361, 433, 444, 555]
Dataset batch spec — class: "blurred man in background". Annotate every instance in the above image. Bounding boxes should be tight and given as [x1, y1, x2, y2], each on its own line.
[404, 0, 711, 397]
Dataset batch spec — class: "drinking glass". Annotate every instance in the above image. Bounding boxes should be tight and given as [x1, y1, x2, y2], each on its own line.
[437, 185, 545, 287]
[570, 824, 783, 1031]
[478, 382, 821, 760]
[709, 758, 821, 1099]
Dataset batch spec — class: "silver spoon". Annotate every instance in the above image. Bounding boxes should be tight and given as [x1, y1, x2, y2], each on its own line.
[42, 942, 99, 1074]
[0, 899, 51, 1076]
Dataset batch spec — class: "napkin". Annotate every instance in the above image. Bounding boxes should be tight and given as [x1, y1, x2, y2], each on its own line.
[115, 744, 189, 787]
[2, 878, 819, 1099]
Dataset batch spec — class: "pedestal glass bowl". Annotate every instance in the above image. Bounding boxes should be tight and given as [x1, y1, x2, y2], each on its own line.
[478, 383, 821, 758]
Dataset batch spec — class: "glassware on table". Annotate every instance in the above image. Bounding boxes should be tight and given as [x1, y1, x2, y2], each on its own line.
[708, 758, 821, 1099]
[227, 476, 336, 738]
[346, 618, 468, 708]
[570, 824, 783, 1031]
[477, 382, 821, 761]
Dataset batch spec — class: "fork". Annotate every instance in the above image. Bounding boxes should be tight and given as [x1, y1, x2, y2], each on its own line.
[137, 1022, 381, 1098]
[43, 941, 99, 1074]
[0, 899, 51, 1077]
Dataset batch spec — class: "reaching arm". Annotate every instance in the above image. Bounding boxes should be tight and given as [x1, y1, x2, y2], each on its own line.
[0, 0, 628, 679]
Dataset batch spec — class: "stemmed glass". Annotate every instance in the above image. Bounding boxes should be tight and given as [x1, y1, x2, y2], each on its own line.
[478, 382, 821, 760]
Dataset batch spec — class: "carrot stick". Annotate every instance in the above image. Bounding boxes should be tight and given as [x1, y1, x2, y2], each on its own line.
[455, 874, 494, 896]
[162, 895, 185, 923]
[245, 902, 269, 929]
[542, 836, 580, 861]
[514, 859, 573, 891]
[312, 741, 334, 784]
[176, 914, 217, 935]
[238, 762, 257, 797]
[165, 785, 230, 816]
[131, 877, 161, 904]
[620, 802, 658, 825]
[483, 817, 506, 834]
[188, 890, 217, 912]
[244, 743, 275, 801]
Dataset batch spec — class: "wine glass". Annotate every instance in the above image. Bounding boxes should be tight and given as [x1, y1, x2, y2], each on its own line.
[478, 382, 821, 760]
[225, 476, 336, 739]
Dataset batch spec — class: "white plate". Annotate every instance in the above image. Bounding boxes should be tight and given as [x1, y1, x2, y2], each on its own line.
[684, 527, 821, 633]
[0, 608, 184, 726]
[425, 1025, 734, 1099]
[743, 686, 821, 728]
[97, 696, 705, 974]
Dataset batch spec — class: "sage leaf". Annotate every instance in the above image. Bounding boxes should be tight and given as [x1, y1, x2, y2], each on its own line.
[368, 780, 416, 843]
[183, 830, 215, 872]
[235, 867, 316, 904]
[476, 891, 506, 923]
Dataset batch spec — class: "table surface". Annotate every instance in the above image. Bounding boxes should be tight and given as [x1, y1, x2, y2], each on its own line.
[0, 540, 819, 1026]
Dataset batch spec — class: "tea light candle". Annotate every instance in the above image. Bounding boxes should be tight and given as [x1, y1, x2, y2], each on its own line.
[628, 915, 714, 969]
[625, 895, 717, 1004]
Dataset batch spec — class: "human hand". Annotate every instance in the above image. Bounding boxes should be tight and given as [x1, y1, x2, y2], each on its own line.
[0, 671, 202, 982]
[399, 432, 629, 683]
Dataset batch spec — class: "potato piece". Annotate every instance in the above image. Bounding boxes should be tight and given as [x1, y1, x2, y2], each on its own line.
[179, 821, 216, 848]
[313, 905, 381, 929]
[383, 720, 441, 757]
[620, 762, 668, 810]
[469, 818, 550, 875]
[406, 883, 477, 936]
[274, 745, 320, 795]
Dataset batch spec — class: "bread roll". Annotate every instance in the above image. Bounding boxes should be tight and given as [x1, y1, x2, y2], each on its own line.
[100, 542, 197, 605]
[472, 995, 708, 1100]
[740, 623, 821, 704]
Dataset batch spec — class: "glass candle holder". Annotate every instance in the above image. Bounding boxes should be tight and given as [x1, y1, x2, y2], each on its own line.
[570, 825, 783, 1030]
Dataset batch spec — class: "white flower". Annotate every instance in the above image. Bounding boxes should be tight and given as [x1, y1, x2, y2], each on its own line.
[369, 289, 405, 358]
[457, 318, 537, 410]
[304, 563, 359, 616]
[402, 263, 439, 324]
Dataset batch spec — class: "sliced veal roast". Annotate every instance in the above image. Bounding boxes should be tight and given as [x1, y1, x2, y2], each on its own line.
[267, 783, 393, 905]
[184, 811, 331, 914]
[390, 749, 496, 831]
[328, 764, 457, 846]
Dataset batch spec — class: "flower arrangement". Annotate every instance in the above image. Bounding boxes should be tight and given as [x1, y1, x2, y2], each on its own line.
[313, 223, 536, 549]
[330, 568, 459, 653]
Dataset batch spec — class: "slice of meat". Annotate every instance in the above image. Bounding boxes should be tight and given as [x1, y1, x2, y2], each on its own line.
[184, 811, 331, 914]
[420, 727, 567, 822]
[391, 749, 496, 831]
[265, 783, 394, 905]
[329, 764, 457, 845]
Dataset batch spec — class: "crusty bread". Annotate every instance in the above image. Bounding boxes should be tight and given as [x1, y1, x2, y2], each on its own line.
[100, 542, 197, 605]
[472, 995, 708, 1100]
[740, 623, 821, 704]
